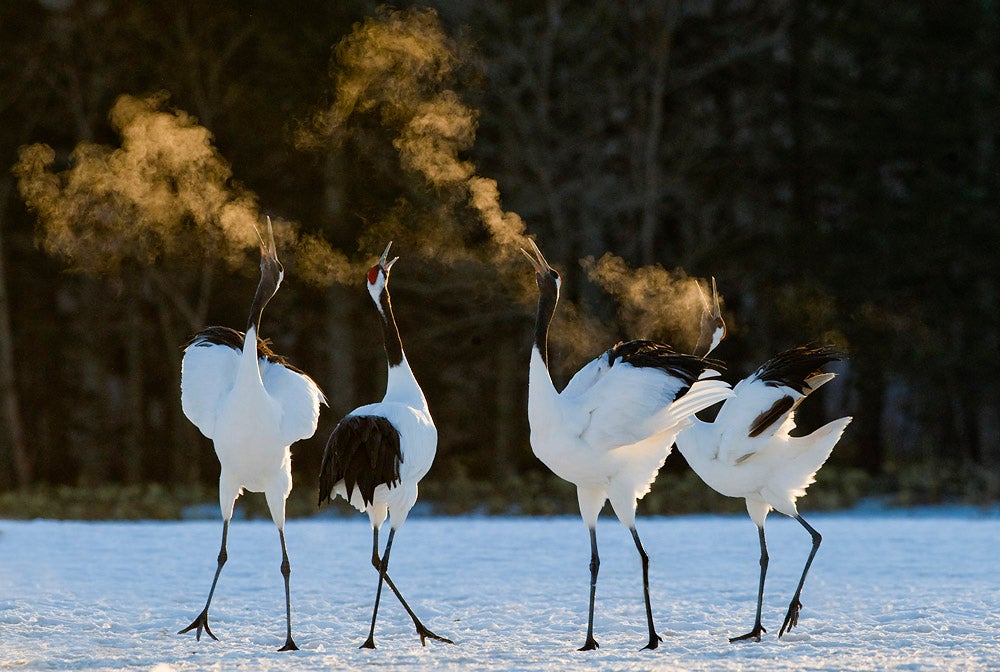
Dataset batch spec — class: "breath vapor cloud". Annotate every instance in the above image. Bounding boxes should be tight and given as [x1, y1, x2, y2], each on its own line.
[15, 92, 345, 285]
[302, 6, 532, 264]
[306, 6, 717, 354]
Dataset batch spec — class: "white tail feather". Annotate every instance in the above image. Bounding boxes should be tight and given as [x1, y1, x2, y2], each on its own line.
[805, 372, 837, 394]
[640, 379, 733, 437]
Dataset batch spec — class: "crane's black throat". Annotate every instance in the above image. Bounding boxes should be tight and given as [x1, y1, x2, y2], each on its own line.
[377, 289, 404, 368]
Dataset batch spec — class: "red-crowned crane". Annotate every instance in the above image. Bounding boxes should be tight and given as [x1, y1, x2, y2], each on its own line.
[679, 289, 851, 641]
[522, 239, 733, 651]
[318, 242, 453, 650]
[178, 218, 325, 651]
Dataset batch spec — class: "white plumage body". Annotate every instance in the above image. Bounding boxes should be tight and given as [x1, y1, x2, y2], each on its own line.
[330, 358, 436, 530]
[676, 368, 851, 526]
[528, 347, 733, 527]
[181, 326, 324, 523]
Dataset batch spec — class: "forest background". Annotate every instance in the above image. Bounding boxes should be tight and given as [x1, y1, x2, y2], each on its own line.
[0, 0, 997, 519]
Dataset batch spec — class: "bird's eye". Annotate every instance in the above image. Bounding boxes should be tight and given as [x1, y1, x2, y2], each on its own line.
[550, 269, 560, 280]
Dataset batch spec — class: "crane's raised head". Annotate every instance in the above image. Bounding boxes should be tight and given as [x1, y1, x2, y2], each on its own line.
[367, 241, 399, 304]
[255, 216, 284, 290]
[521, 238, 561, 295]
[694, 276, 726, 358]
[247, 216, 284, 333]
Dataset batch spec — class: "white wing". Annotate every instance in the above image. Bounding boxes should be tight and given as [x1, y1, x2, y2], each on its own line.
[714, 370, 821, 466]
[568, 362, 696, 449]
[560, 354, 610, 399]
[262, 360, 326, 447]
[180, 342, 240, 441]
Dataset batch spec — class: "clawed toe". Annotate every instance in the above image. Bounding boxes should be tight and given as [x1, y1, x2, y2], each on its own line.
[779, 599, 802, 637]
[417, 624, 454, 646]
[729, 624, 766, 643]
[642, 632, 663, 650]
[178, 609, 218, 642]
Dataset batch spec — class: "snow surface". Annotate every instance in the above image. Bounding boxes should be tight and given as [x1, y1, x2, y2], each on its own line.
[1, 509, 998, 671]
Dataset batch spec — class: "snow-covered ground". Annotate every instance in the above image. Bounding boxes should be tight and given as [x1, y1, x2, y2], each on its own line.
[1, 509, 998, 671]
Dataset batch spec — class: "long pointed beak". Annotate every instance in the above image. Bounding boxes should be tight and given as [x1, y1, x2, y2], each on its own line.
[254, 216, 279, 263]
[520, 237, 551, 275]
[378, 241, 399, 271]
[709, 276, 721, 318]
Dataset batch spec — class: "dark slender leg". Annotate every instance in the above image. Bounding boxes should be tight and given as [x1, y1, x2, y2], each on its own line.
[579, 527, 600, 651]
[730, 525, 768, 642]
[361, 527, 392, 649]
[179, 519, 229, 641]
[779, 515, 822, 637]
[277, 528, 298, 651]
[367, 534, 453, 645]
[629, 526, 662, 650]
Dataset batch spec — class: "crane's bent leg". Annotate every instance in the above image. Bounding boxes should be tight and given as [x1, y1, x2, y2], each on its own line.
[629, 526, 662, 650]
[367, 539, 452, 645]
[579, 527, 600, 651]
[779, 515, 821, 637]
[730, 525, 768, 642]
[277, 527, 298, 651]
[179, 519, 230, 641]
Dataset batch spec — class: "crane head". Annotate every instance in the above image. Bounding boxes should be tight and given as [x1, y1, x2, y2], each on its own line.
[694, 276, 726, 358]
[367, 241, 399, 287]
[247, 216, 284, 333]
[254, 216, 284, 290]
[520, 238, 561, 292]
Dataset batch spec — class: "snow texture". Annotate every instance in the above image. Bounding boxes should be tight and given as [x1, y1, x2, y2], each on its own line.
[2, 508, 998, 671]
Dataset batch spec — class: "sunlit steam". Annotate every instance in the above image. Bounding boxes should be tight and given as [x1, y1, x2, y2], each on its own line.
[16, 93, 256, 273]
[583, 253, 713, 350]
[15, 92, 345, 285]
[305, 6, 711, 355]
[302, 6, 530, 263]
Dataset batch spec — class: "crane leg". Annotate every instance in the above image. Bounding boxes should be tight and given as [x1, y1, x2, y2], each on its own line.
[731, 525, 768, 642]
[578, 527, 600, 651]
[179, 519, 229, 641]
[277, 528, 298, 651]
[365, 529, 452, 646]
[779, 515, 821, 637]
[629, 526, 662, 650]
[360, 527, 393, 648]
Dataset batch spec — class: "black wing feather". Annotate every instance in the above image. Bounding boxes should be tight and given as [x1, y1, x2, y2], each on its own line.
[318, 415, 402, 508]
[185, 325, 309, 375]
[748, 395, 796, 438]
[755, 345, 842, 394]
[606, 339, 725, 388]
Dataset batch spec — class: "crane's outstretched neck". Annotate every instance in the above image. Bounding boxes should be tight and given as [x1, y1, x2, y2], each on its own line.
[377, 285, 425, 404]
[533, 277, 558, 370]
[522, 239, 562, 400]
[376, 287, 404, 369]
[247, 274, 278, 334]
[367, 253, 425, 406]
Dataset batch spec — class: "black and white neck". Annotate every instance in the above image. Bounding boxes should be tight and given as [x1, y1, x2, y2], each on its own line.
[366, 242, 424, 405]
[367, 263, 403, 368]
[522, 239, 561, 371]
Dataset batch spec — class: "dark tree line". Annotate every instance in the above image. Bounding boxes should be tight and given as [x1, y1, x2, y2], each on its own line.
[0, 0, 997, 503]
